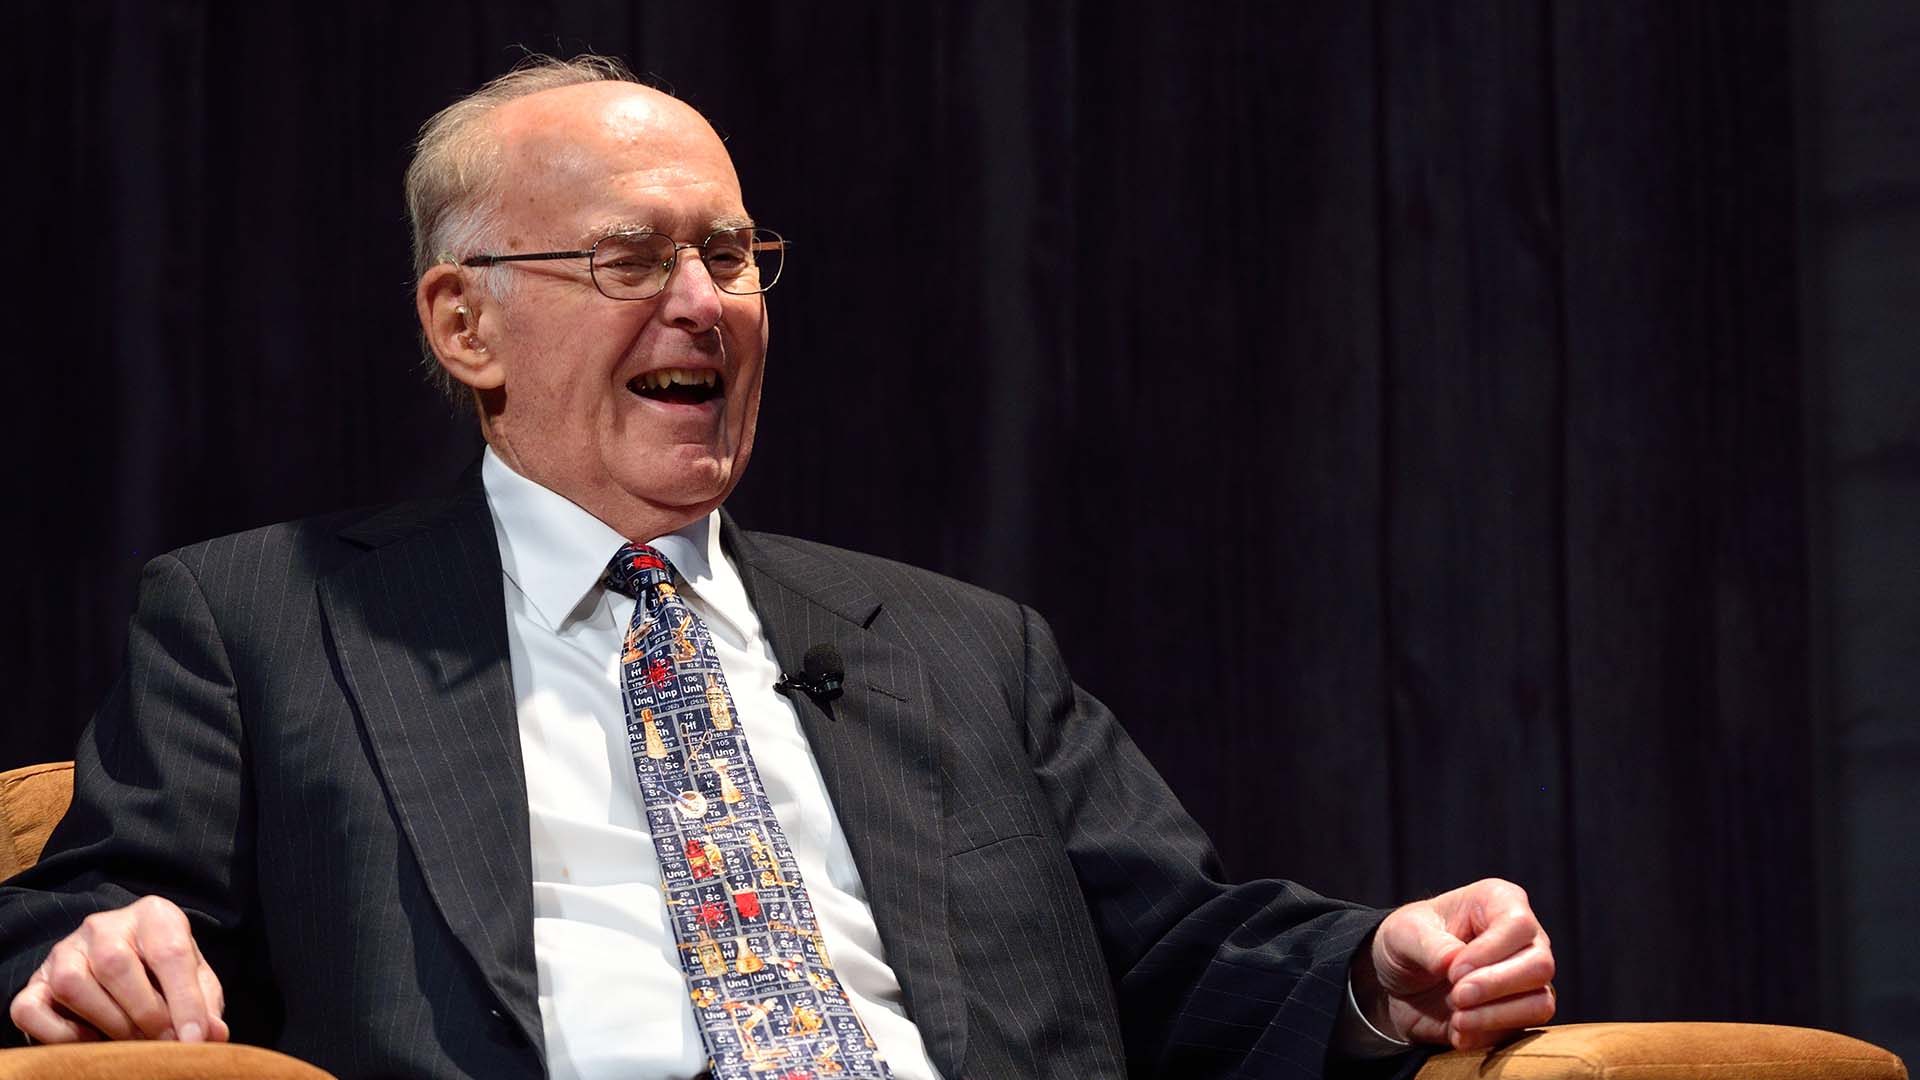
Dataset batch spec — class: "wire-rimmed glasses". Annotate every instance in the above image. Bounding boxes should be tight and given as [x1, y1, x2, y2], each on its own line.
[458, 227, 787, 300]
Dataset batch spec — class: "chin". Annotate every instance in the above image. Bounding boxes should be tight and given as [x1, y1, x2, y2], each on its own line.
[623, 459, 736, 516]
[603, 426, 755, 521]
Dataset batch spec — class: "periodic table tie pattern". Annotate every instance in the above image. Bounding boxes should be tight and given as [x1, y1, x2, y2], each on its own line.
[605, 544, 892, 1080]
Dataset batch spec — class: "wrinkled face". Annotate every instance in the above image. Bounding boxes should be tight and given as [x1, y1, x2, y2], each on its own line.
[471, 83, 768, 537]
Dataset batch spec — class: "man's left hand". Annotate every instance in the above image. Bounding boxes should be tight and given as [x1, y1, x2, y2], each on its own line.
[1354, 878, 1556, 1050]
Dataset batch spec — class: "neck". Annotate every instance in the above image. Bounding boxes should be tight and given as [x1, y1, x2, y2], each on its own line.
[483, 435, 714, 544]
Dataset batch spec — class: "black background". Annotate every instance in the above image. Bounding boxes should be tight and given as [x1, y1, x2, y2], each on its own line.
[5, 1, 1915, 1060]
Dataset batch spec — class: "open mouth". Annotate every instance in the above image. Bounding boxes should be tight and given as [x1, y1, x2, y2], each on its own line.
[627, 367, 723, 406]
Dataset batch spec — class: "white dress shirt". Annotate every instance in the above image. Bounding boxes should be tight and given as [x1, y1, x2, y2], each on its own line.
[482, 450, 941, 1080]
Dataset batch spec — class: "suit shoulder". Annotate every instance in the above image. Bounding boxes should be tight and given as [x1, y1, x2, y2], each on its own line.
[738, 529, 1024, 620]
[151, 489, 478, 615]
[161, 503, 391, 578]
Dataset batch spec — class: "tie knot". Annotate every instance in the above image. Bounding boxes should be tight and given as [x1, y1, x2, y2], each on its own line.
[606, 544, 676, 600]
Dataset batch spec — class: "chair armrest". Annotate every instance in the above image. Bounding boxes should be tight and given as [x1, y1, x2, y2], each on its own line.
[1413, 1022, 1906, 1080]
[0, 762, 73, 880]
[0, 1041, 337, 1079]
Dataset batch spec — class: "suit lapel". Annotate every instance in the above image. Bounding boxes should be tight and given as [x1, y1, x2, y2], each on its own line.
[316, 478, 542, 1048]
[724, 517, 967, 1074]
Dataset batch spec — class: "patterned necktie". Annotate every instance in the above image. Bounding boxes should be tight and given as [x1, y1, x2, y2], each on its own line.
[605, 545, 892, 1080]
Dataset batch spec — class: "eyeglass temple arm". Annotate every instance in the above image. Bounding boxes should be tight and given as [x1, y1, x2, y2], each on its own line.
[459, 250, 595, 267]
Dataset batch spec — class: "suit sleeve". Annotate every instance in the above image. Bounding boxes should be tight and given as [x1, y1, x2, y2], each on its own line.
[1017, 603, 1419, 1079]
[0, 553, 267, 1045]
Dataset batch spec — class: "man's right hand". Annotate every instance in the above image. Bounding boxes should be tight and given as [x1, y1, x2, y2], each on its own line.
[8, 895, 228, 1045]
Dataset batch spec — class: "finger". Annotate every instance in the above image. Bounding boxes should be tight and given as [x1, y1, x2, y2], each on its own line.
[16, 1010, 105, 1044]
[1450, 941, 1554, 1010]
[1449, 986, 1556, 1048]
[41, 946, 142, 1040]
[195, 962, 231, 1041]
[10, 991, 106, 1045]
[1447, 905, 1543, 982]
[77, 928, 173, 1039]
[11, 983, 107, 1044]
[134, 901, 214, 1042]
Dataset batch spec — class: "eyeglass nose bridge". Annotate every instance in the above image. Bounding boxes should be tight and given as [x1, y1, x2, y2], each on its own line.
[603, 235, 720, 301]
[657, 239, 717, 297]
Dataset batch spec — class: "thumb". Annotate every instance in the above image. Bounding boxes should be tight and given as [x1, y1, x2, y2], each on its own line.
[1377, 902, 1469, 990]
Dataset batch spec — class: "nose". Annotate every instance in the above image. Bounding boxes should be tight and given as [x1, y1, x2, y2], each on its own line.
[655, 247, 724, 333]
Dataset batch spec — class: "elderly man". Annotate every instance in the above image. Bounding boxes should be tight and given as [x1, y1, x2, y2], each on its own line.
[1, 56, 1554, 1079]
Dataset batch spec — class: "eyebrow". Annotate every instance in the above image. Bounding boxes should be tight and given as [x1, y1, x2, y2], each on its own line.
[582, 215, 757, 246]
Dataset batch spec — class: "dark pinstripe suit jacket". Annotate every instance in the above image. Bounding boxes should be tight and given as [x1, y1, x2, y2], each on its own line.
[1, 476, 1394, 1079]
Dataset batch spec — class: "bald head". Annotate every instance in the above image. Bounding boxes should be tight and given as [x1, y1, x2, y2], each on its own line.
[484, 82, 745, 252]
[491, 81, 726, 169]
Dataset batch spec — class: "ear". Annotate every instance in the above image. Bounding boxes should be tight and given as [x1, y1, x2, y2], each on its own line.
[416, 263, 504, 391]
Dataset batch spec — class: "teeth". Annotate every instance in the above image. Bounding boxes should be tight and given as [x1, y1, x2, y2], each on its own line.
[639, 368, 718, 390]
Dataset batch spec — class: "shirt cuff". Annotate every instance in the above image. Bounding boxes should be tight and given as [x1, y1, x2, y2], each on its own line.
[1335, 971, 1414, 1060]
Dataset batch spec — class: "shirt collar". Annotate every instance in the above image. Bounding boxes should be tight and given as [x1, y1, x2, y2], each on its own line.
[480, 448, 752, 640]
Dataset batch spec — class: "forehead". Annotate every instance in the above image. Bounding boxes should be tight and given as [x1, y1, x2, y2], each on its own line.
[488, 83, 748, 243]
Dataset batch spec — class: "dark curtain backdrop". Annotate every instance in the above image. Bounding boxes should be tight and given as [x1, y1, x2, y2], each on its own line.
[5, 0, 1889, 1050]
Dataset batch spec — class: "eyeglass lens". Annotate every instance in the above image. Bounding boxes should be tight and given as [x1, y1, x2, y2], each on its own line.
[590, 228, 784, 299]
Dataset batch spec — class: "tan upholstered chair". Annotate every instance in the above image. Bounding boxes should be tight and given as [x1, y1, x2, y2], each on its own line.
[0, 763, 73, 884]
[0, 762, 1907, 1080]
